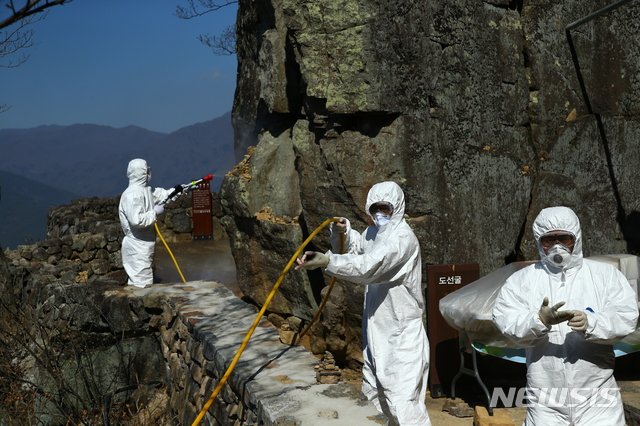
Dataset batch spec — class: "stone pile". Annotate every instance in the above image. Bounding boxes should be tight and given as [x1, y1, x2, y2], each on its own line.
[315, 352, 342, 385]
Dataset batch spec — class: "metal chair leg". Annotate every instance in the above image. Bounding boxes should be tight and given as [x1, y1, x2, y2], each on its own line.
[450, 341, 494, 415]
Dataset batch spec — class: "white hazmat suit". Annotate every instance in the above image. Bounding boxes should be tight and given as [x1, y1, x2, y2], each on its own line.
[493, 206, 638, 425]
[324, 182, 431, 426]
[119, 159, 171, 287]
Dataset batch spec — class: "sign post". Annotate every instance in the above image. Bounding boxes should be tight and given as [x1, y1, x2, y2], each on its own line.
[191, 180, 213, 240]
[426, 263, 480, 397]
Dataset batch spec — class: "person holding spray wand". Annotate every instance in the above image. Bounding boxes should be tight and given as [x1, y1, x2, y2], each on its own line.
[296, 181, 431, 426]
[118, 158, 211, 287]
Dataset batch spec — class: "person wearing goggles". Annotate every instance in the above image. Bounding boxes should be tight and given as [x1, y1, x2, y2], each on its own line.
[296, 182, 431, 426]
[493, 206, 638, 425]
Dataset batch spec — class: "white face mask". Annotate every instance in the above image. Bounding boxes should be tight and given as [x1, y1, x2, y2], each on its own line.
[545, 244, 572, 268]
[374, 212, 391, 227]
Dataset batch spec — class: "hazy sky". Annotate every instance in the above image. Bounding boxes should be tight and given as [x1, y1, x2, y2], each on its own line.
[0, 0, 238, 134]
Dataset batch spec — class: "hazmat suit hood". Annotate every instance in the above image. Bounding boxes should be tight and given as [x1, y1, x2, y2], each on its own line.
[127, 158, 149, 187]
[532, 206, 583, 272]
[365, 181, 405, 231]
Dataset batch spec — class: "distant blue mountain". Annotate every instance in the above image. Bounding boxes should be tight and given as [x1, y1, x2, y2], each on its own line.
[0, 111, 235, 197]
[0, 112, 235, 249]
[0, 169, 81, 250]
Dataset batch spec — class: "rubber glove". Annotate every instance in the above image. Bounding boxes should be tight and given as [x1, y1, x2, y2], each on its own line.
[568, 310, 588, 332]
[154, 204, 165, 215]
[295, 251, 329, 270]
[538, 297, 574, 326]
[330, 217, 347, 234]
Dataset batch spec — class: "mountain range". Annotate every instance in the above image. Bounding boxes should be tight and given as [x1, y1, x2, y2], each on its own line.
[0, 112, 235, 249]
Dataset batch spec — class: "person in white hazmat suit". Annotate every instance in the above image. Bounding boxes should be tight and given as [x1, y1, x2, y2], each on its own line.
[119, 158, 172, 287]
[295, 181, 431, 426]
[493, 206, 638, 425]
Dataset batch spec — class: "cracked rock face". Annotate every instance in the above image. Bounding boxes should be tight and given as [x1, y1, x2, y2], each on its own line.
[223, 0, 640, 363]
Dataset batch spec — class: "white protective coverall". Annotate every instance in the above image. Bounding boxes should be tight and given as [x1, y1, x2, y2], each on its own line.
[118, 159, 171, 287]
[493, 206, 638, 425]
[324, 181, 431, 426]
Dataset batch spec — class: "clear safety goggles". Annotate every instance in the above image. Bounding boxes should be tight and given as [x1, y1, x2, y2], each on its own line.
[369, 202, 393, 215]
[539, 232, 575, 248]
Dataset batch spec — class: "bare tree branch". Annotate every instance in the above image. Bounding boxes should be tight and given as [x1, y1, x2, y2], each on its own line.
[0, 13, 40, 68]
[0, 0, 72, 30]
[198, 24, 235, 56]
[0, 0, 73, 113]
[175, 0, 237, 55]
[175, 0, 237, 19]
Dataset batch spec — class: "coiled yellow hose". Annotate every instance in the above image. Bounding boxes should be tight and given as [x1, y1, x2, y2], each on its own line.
[191, 217, 340, 426]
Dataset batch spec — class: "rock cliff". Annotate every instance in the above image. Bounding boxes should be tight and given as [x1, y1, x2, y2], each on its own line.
[221, 0, 640, 364]
[221, 0, 640, 366]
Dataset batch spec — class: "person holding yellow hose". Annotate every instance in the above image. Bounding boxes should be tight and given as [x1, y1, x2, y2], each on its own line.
[296, 181, 431, 426]
[118, 158, 173, 288]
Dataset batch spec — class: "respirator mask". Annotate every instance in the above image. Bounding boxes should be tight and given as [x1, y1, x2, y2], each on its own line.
[369, 202, 393, 228]
[545, 244, 572, 268]
[540, 232, 575, 269]
[374, 212, 392, 227]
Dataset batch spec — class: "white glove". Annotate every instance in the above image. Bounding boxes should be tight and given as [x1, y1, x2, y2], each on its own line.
[154, 205, 165, 215]
[295, 251, 329, 270]
[568, 310, 588, 332]
[330, 217, 348, 234]
[538, 297, 574, 326]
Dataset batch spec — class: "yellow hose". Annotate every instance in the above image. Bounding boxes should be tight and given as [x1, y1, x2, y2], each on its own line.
[191, 217, 339, 426]
[154, 222, 187, 283]
[299, 232, 345, 338]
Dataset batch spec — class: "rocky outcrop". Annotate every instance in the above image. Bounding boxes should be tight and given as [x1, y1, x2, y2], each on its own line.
[223, 0, 640, 364]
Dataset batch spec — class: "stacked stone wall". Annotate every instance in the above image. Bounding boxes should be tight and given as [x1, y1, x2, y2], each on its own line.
[0, 250, 260, 424]
[0, 193, 271, 424]
[4, 192, 227, 287]
[46, 195, 200, 243]
[142, 290, 260, 425]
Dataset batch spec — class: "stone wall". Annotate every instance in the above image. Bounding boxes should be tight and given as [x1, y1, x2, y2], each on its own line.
[131, 281, 383, 426]
[0, 247, 167, 424]
[0, 245, 379, 425]
[3, 191, 376, 424]
[45, 193, 218, 243]
[140, 286, 261, 425]
[2, 192, 227, 287]
[223, 0, 640, 365]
